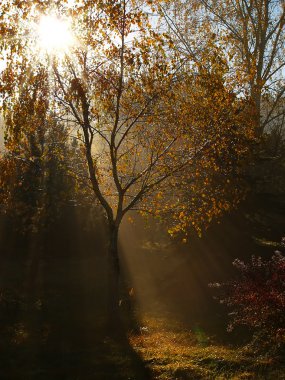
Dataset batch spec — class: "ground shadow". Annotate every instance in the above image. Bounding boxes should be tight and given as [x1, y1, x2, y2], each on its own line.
[0, 207, 150, 380]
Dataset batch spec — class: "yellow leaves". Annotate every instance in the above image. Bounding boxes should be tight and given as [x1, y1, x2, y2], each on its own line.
[167, 228, 174, 237]
[0, 0, 255, 241]
[156, 192, 163, 199]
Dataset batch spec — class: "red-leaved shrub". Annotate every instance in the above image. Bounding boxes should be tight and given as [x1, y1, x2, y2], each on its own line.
[210, 238, 285, 350]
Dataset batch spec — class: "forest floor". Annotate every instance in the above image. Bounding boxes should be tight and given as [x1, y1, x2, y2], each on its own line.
[128, 315, 285, 380]
[2, 310, 285, 379]
[1, 225, 285, 379]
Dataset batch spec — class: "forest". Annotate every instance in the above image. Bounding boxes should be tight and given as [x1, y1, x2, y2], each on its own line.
[0, 0, 284, 379]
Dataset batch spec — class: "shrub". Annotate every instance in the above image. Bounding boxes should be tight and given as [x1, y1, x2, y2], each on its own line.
[210, 238, 285, 351]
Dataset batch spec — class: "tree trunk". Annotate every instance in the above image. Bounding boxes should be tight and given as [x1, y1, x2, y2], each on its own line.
[252, 85, 263, 138]
[107, 222, 121, 330]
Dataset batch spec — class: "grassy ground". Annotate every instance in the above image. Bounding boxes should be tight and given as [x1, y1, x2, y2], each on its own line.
[1, 291, 285, 379]
[1, 220, 284, 379]
[129, 316, 285, 380]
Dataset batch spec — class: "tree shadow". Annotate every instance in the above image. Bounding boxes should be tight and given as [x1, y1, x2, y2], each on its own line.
[0, 207, 150, 380]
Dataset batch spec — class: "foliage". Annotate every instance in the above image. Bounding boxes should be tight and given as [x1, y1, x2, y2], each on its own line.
[159, 0, 285, 244]
[0, 66, 90, 232]
[144, 57, 255, 237]
[161, 0, 285, 139]
[210, 238, 285, 352]
[0, 0, 255, 239]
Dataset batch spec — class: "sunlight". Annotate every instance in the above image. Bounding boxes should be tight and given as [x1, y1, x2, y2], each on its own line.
[37, 15, 74, 54]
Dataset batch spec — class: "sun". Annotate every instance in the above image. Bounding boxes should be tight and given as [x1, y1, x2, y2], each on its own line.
[37, 15, 74, 54]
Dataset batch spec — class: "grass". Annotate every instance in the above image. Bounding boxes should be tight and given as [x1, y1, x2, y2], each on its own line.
[1, 233, 284, 379]
[129, 315, 285, 379]
[1, 296, 285, 379]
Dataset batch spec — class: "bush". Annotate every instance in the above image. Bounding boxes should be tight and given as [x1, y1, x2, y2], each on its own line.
[210, 238, 285, 351]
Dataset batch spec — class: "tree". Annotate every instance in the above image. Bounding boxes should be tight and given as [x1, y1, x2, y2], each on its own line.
[0, 65, 85, 233]
[161, 0, 285, 138]
[140, 54, 255, 238]
[0, 67, 50, 232]
[0, 0, 254, 325]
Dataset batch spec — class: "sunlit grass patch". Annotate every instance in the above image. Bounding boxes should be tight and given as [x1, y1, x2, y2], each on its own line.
[129, 315, 285, 379]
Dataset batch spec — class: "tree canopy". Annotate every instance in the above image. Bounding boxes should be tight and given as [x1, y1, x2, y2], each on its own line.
[0, 0, 255, 320]
[161, 0, 285, 138]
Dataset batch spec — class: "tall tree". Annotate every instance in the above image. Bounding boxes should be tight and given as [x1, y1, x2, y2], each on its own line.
[0, 0, 253, 324]
[0, 67, 84, 232]
[161, 0, 285, 138]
